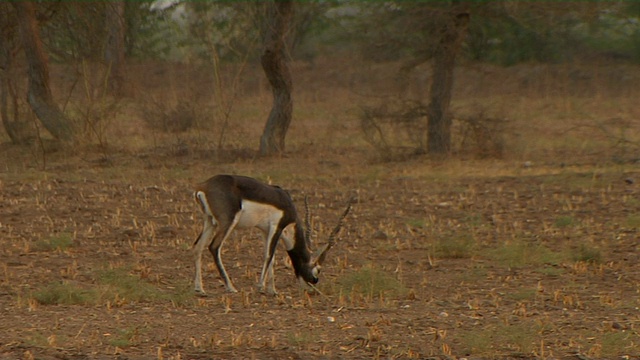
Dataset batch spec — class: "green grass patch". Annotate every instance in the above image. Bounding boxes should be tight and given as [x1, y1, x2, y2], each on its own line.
[33, 267, 193, 306]
[107, 327, 142, 348]
[623, 196, 640, 208]
[287, 329, 316, 348]
[456, 264, 488, 284]
[95, 268, 191, 305]
[541, 172, 605, 190]
[624, 214, 640, 229]
[33, 281, 96, 305]
[488, 239, 565, 268]
[554, 216, 576, 228]
[337, 265, 406, 299]
[435, 234, 476, 259]
[405, 218, 426, 228]
[96, 268, 162, 302]
[33, 233, 74, 252]
[573, 244, 603, 263]
[537, 265, 564, 277]
[462, 213, 484, 228]
[457, 321, 540, 356]
[458, 327, 493, 356]
[24, 330, 65, 348]
[507, 288, 537, 302]
[600, 331, 634, 358]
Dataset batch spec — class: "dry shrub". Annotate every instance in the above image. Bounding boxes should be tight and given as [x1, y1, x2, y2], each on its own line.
[455, 112, 508, 159]
[71, 98, 121, 144]
[1, 104, 38, 145]
[140, 97, 199, 133]
[360, 99, 428, 160]
[63, 61, 123, 158]
[570, 117, 640, 163]
[360, 100, 509, 160]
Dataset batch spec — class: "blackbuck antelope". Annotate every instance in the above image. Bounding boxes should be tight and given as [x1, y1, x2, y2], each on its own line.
[193, 174, 353, 295]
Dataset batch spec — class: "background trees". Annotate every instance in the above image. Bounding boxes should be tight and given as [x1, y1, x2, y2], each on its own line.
[259, 0, 294, 156]
[12, 1, 74, 142]
[2, 1, 640, 158]
[425, 2, 469, 155]
[104, 1, 126, 96]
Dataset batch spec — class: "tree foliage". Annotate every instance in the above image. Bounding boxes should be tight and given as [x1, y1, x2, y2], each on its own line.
[4, 0, 640, 157]
[466, 2, 640, 64]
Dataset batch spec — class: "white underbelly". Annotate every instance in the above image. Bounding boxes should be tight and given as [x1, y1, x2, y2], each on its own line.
[236, 200, 284, 230]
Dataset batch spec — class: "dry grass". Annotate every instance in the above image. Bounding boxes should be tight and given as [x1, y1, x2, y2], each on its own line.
[1, 57, 640, 359]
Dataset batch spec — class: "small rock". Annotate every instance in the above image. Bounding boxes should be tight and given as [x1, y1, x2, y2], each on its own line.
[120, 228, 140, 240]
[372, 230, 388, 240]
[157, 226, 178, 237]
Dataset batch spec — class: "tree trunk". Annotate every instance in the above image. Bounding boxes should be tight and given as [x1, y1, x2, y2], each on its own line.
[259, 0, 294, 156]
[13, 1, 74, 142]
[104, 1, 126, 96]
[0, 5, 21, 144]
[426, 3, 470, 155]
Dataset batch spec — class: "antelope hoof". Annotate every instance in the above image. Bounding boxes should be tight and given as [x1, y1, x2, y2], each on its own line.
[195, 289, 208, 297]
[257, 284, 277, 296]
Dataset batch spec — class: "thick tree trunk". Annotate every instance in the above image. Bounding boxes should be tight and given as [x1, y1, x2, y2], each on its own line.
[426, 3, 470, 155]
[259, 0, 293, 156]
[13, 1, 74, 142]
[0, 6, 20, 144]
[104, 1, 126, 96]
[0, 35, 27, 144]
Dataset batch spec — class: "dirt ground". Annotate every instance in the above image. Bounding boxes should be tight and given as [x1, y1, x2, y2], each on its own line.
[2, 58, 640, 359]
[1, 148, 640, 359]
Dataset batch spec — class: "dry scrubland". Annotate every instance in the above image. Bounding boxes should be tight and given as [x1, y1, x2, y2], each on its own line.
[1, 57, 640, 359]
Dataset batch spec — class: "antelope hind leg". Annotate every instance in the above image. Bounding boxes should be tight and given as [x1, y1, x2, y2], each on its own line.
[194, 216, 215, 296]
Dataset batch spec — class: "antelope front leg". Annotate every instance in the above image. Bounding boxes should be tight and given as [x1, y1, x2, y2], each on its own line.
[266, 258, 276, 295]
[258, 261, 277, 295]
[258, 228, 280, 295]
